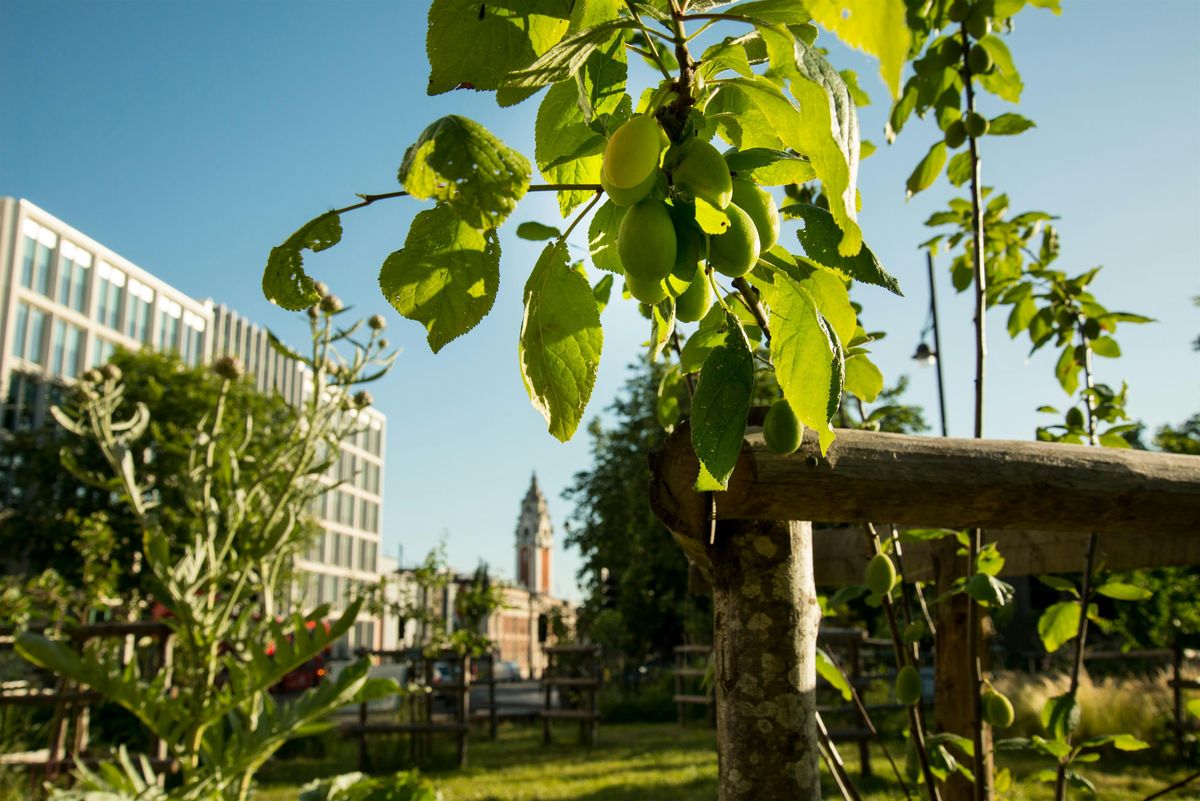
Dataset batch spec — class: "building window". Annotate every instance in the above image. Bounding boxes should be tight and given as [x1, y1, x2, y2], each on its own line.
[57, 241, 92, 314]
[96, 262, 126, 331]
[158, 298, 181, 352]
[11, 303, 48, 366]
[182, 311, 206, 366]
[126, 279, 154, 343]
[51, 320, 85, 379]
[20, 220, 58, 297]
[92, 337, 115, 369]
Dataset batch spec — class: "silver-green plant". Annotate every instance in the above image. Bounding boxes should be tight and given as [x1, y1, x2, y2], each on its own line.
[16, 295, 398, 801]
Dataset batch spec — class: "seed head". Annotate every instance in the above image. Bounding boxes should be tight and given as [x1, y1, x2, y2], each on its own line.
[213, 356, 244, 381]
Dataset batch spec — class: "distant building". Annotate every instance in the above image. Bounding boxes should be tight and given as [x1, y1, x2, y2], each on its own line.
[385, 473, 573, 677]
[0, 197, 386, 652]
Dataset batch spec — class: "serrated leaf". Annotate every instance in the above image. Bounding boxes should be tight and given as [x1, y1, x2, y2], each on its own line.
[426, 0, 572, 95]
[800, 262, 856, 344]
[691, 321, 754, 490]
[907, 140, 947, 197]
[964, 573, 1014, 608]
[517, 221, 562, 240]
[749, 30, 862, 256]
[1038, 601, 1080, 653]
[844, 354, 883, 402]
[1036, 574, 1079, 595]
[399, 115, 531, 229]
[651, 297, 676, 361]
[680, 326, 727, 374]
[1007, 295, 1037, 338]
[787, 204, 901, 294]
[1042, 692, 1080, 740]
[379, 204, 500, 353]
[262, 212, 342, 310]
[759, 265, 837, 453]
[725, 0, 814, 25]
[806, 0, 910, 99]
[588, 200, 626, 272]
[724, 148, 816, 185]
[503, 19, 636, 88]
[1094, 581, 1151, 601]
[988, 113, 1036, 135]
[519, 242, 603, 441]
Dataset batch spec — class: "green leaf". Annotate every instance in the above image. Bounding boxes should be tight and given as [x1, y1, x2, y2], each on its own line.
[1038, 601, 1080, 653]
[787, 204, 901, 294]
[1055, 345, 1080, 395]
[1006, 294, 1037, 338]
[1094, 581, 1151, 601]
[759, 265, 837, 453]
[988, 113, 1036, 135]
[800, 263, 857, 345]
[978, 36, 1023, 103]
[1090, 336, 1121, 358]
[1042, 693, 1080, 740]
[588, 200, 626, 273]
[519, 242, 603, 442]
[680, 325, 728, 374]
[517, 221, 561, 240]
[262, 212, 342, 311]
[805, 0, 910, 99]
[844, 354, 883, 402]
[379, 204, 501, 353]
[964, 573, 1014, 608]
[725, 0, 814, 25]
[503, 19, 636, 88]
[1080, 733, 1150, 752]
[399, 115, 531, 229]
[592, 273, 614, 312]
[907, 140, 947, 197]
[725, 148, 817, 186]
[533, 42, 625, 215]
[731, 32, 863, 256]
[946, 151, 973, 187]
[695, 197, 731, 235]
[691, 321, 755, 490]
[1036, 574, 1079, 596]
[651, 297, 676, 361]
[426, 0, 572, 95]
[816, 647, 853, 701]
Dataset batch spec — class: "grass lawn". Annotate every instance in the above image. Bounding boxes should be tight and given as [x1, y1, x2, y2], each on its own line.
[255, 722, 1200, 800]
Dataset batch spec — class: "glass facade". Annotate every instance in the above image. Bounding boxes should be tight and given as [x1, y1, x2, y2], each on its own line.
[11, 303, 48, 366]
[158, 299, 181, 352]
[51, 320, 85, 379]
[125, 279, 154, 343]
[96, 262, 125, 330]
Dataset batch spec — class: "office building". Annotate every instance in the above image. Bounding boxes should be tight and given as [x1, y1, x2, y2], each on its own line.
[0, 197, 386, 651]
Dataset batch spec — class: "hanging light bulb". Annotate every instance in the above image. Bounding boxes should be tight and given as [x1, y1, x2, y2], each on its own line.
[912, 342, 937, 365]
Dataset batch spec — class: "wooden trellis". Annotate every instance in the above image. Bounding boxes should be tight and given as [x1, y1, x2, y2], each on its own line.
[0, 621, 175, 790]
[649, 422, 1200, 801]
[540, 644, 601, 745]
[672, 644, 714, 727]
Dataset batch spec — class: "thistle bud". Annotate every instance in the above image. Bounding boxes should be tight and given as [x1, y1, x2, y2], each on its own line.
[213, 356, 244, 381]
[353, 391, 374, 409]
[83, 369, 104, 384]
[101, 364, 123, 382]
[313, 281, 329, 298]
[307, 306, 320, 321]
[368, 314, 387, 331]
[319, 295, 343, 314]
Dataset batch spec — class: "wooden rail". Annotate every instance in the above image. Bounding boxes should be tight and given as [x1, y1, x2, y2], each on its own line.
[541, 645, 601, 745]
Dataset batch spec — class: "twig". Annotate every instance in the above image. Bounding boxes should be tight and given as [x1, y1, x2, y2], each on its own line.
[731, 276, 771, 342]
[1141, 769, 1200, 801]
[817, 713, 865, 801]
[558, 191, 603, 243]
[961, 19, 991, 801]
[330, 183, 603, 216]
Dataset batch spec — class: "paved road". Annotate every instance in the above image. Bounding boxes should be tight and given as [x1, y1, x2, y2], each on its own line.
[470, 680, 546, 718]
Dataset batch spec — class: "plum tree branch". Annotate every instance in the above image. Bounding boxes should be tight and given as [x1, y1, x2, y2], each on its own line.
[329, 183, 603, 216]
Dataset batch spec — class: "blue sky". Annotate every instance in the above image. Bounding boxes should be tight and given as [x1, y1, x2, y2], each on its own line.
[2, 1, 1197, 600]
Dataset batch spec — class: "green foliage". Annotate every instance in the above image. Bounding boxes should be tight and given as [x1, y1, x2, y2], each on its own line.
[563, 362, 711, 663]
[14, 307, 397, 801]
[262, 0, 916, 491]
[299, 770, 439, 801]
[0, 348, 299, 615]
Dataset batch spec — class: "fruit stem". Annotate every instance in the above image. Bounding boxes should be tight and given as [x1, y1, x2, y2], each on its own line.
[557, 191, 603, 244]
[657, 0, 696, 142]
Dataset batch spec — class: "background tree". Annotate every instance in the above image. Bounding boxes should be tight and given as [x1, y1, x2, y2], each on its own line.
[0, 347, 301, 601]
[563, 361, 711, 665]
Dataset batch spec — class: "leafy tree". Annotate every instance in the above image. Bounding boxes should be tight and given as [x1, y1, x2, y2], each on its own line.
[0, 347, 299, 602]
[563, 361, 712, 663]
[16, 301, 399, 801]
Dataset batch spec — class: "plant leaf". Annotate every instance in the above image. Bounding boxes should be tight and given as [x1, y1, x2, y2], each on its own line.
[588, 200, 626, 273]
[691, 320, 755, 491]
[1094, 581, 1151, 601]
[805, 0, 910, 99]
[988, 113, 1036, 135]
[262, 212, 342, 311]
[519, 242, 603, 442]
[1038, 600, 1080, 653]
[517, 221, 562, 241]
[787, 204, 901, 294]
[399, 115, 531, 229]
[379, 204, 501, 353]
[907, 140, 947, 197]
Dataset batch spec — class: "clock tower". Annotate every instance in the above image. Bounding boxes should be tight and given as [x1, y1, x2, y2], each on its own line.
[515, 473, 553, 595]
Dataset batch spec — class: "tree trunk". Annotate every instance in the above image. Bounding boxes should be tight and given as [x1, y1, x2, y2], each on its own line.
[710, 519, 822, 801]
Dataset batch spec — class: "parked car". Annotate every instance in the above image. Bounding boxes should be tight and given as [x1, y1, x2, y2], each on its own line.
[493, 660, 522, 682]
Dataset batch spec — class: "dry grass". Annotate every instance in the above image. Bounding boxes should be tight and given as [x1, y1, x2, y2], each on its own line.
[993, 668, 1174, 742]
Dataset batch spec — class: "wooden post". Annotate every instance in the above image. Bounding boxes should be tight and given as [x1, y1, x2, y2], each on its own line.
[542, 649, 553, 745]
[710, 519, 821, 801]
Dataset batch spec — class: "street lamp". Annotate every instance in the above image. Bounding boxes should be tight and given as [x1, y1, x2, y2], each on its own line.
[914, 251, 948, 437]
